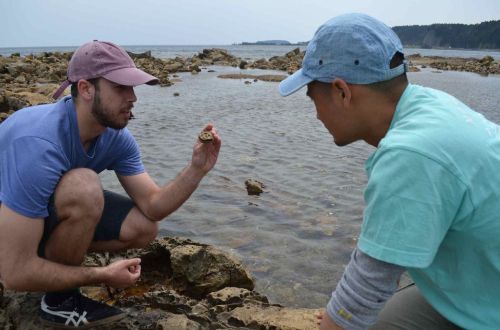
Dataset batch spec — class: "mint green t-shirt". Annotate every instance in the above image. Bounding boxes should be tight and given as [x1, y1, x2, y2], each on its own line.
[358, 84, 500, 329]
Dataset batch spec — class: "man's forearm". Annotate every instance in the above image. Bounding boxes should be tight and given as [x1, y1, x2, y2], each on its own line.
[147, 165, 206, 221]
[327, 248, 405, 329]
[3, 256, 106, 292]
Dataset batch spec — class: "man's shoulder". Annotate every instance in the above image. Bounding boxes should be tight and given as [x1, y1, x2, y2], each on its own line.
[2, 99, 72, 142]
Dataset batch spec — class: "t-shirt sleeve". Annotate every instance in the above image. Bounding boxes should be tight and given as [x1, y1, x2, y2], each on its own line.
[358, 147, 468, 268]
[107, 128, 145, 176]
[0, 137, 69, 218]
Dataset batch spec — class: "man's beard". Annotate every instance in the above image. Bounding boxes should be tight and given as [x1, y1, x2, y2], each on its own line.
[91, 92, 130, 130]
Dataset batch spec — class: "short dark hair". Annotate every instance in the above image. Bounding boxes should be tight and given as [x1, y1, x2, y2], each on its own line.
[366, 52, 408, 93]
[70, 78, 100, 99]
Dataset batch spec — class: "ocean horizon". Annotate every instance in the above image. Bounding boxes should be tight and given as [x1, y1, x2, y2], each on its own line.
[1, 44, 500, 60]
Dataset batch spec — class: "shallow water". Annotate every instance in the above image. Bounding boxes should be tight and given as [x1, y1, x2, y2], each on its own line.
[99, 66, 500, 308]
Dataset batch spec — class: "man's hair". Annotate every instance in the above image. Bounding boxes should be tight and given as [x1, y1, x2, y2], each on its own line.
[70, 78, 100, 99]
[365, 52, 408, 94]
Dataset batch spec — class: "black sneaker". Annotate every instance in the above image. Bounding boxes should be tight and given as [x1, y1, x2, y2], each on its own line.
[40, 291, 126, 328]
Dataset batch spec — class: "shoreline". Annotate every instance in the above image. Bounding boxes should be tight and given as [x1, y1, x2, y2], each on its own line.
[1, 48, 499, 120]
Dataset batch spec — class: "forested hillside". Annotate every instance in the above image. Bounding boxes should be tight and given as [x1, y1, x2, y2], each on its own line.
[393, 20, 500, 49]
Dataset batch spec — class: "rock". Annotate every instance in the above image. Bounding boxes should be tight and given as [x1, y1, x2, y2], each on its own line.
[479, 55, 494, 65]
[156, 314, 203, 330]
[174, 92, 180, 97]
[207, 287, 252, 306]
[127, 50, 152, 59]
[245, 179, 265, 195]
[239, 60, 248, 69]
[225, 305, 322, 330]
[0, 236, 320, 329]
[218, 73, 286, 82]
[167, 239, 254, 297]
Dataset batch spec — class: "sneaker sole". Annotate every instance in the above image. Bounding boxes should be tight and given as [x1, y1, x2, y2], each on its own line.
[40, 312, 126, 329]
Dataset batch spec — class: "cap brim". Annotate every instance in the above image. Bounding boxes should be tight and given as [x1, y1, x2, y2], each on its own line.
[103, 67, 159, 86]
[278, 69, 313, 96]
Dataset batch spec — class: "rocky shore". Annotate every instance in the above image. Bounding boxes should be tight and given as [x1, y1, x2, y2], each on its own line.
[1, 47, 498, 121]
[1, 236, 320, 329]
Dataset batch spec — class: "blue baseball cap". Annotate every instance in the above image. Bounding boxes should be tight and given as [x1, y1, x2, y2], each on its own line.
[279, 13, 407, 96]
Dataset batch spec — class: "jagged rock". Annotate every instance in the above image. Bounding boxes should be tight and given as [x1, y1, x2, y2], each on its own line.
[0, 236, 320, 329]
[226, 305, 322, 330]
[156, 314, 203, 330]
[245, 179, 265, 195]
[164, 238, 254, 297]
[207, 287, 252, 306]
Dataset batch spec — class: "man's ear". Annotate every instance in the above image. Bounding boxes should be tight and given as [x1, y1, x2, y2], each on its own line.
[77, 79, 94, 101]
[332, 78, 351, 107]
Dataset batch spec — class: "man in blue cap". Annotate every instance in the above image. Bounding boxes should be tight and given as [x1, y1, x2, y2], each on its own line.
[280, 13, 500, 330]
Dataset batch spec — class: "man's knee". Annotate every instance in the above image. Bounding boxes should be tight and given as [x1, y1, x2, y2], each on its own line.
[132, 220, 159, 248]
[121, 210, 159, 248]
[55, 168, 104, 221]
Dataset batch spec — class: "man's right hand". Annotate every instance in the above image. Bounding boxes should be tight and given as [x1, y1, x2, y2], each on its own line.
[102, 258, 142, 289]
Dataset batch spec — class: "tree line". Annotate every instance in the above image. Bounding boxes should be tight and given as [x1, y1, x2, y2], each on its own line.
[392, 20, 500, 49]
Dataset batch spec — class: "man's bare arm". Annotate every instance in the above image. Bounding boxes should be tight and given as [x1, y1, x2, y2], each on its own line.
[0, 204, 140, 291]
[118, 124, 221, 221]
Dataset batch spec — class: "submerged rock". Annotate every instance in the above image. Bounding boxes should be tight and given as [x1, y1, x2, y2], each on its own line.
[245, 179, 265, 195]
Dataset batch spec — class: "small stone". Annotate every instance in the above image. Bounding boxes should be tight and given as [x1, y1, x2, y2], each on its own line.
[245, 179, 265, 195]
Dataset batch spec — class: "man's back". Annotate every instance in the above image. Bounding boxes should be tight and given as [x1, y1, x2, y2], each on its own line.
[360, 84, 500, 328]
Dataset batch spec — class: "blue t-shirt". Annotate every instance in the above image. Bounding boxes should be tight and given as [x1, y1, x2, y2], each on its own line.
[358, 84, 500, 329]
[0, 96, 144, 218]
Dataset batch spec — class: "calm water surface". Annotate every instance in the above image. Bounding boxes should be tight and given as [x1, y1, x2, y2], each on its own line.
[99, 65, 500, 308]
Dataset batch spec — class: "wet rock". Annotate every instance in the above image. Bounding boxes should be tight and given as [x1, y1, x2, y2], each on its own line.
[245, 179, 265, 195]
[156, 314, 203, 330]
[407, 53, 500, 75]
[226, 305, 322, 330]
[218, 73, 286, 82]
[239, 60, 248, 69]
[127, 50, 152, 59]
[0, 236, 320, 329]
[166, 238, 254, 297]
[207, 287, 252, 306]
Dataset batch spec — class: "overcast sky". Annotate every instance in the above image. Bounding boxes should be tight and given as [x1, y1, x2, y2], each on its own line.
[1, 0, 499, 47]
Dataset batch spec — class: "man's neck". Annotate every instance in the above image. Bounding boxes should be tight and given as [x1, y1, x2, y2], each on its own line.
[74, 101, 105, 150]
[359, 83, 408, 147]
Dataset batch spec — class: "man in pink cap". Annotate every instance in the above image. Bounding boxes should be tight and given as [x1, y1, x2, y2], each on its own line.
[0, 40, 221, 328]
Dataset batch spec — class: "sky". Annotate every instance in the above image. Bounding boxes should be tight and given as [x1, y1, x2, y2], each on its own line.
[1, 0, 499, 47]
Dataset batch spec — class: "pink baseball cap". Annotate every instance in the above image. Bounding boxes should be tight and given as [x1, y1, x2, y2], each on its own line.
[53, 40, 159, 99]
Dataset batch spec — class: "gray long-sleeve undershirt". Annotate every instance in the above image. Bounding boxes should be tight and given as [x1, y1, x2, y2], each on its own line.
[327, 247, 406, 329]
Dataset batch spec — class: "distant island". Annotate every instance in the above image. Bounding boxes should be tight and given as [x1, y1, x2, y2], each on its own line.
[392, 20, 500, 49]
[241, 40, 308, 46]
[241, 20, 500, 50]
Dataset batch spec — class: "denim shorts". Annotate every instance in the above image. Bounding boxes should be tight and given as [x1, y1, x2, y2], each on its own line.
[37, 190, 135, 257]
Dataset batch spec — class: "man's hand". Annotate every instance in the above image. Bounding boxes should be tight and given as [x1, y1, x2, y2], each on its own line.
[317, 310, 343, 330]
[191, 123, 221, 174]
[102, 258, 141, 289]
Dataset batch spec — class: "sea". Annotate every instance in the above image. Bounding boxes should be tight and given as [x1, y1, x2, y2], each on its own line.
[1, 45, 500, 308]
